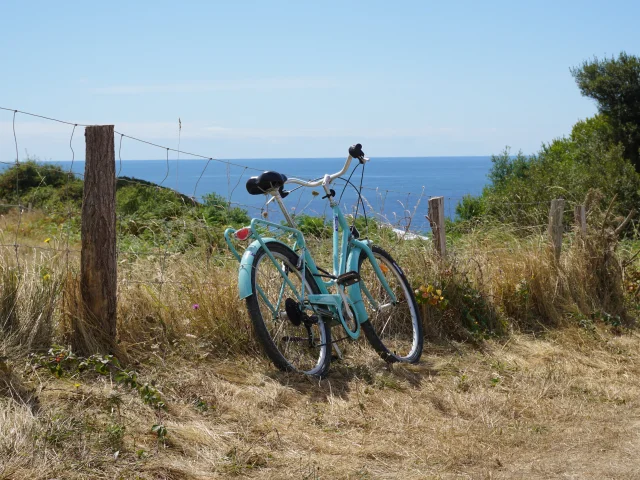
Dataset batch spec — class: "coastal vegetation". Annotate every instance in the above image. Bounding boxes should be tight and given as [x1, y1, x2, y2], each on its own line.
[1, 52, 640, 478]
[456, 52, 640, 229]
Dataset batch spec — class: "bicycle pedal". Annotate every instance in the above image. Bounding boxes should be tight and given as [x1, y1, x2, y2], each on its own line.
[303, 315, 319, 326]
[336, 271, 360, 287]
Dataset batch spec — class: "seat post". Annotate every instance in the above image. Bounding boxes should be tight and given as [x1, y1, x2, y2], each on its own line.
[272, 191, 297, 228]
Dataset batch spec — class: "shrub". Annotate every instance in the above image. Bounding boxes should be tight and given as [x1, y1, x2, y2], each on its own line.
[479, 116, 640, 227]
[202, 192, 250, 227]
[294, 214, 331, 238]
[455, 194, 485, 221]
[0, 160, 83, 208]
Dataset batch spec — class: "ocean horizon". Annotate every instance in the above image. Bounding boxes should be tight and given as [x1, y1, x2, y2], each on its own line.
[4, 156, 493, 232]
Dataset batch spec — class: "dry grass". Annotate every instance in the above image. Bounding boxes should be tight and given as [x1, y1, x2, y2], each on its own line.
[1, 202, 640, 478]
[2, 328, 640, 479]
[388, 204, 635, 340]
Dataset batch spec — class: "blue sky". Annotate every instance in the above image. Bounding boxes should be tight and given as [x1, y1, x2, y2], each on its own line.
[1, 0, 639, 160]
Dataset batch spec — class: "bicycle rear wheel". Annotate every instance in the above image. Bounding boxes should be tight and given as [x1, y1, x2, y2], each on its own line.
[246, 242, 331, 377]
[358, 245, 423, 363]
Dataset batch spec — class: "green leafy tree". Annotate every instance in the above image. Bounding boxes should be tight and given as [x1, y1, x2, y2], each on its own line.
[487, 148, 531, 188]
[571, 52, 640, 169]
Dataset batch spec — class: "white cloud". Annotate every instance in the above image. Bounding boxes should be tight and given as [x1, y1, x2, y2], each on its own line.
[0, 117, 503, 161]
[91, 77, 340, 95]
[0, 120, 498, 144]
[198, 125, 498, 140]
[112, 123, 487, 141]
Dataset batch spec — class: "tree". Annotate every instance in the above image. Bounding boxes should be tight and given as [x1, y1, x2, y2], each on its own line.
[571, 52, 640, 170]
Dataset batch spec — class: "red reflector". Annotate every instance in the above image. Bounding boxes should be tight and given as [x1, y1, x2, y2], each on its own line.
[235, 227, 251, 241]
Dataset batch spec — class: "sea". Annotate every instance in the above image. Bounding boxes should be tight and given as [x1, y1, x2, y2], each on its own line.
[10, 157, 493, 233]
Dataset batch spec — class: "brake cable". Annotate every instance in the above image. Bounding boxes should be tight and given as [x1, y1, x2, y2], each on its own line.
[285, 164, 369, 236]
[336, 163, 369, 236]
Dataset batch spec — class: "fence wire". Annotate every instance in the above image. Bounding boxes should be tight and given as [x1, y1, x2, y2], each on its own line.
[0, 106, 588, 308]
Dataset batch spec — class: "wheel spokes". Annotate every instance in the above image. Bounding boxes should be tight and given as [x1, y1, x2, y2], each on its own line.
[255, 252, 325, 372]
[361, 254, 417, 358]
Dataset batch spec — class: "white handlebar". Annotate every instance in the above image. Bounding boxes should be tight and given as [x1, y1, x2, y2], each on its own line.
[285, 155, 369, 188]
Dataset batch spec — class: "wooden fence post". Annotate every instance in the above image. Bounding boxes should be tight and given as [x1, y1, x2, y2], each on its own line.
[75, 125, 117, 355]
[574, 204, 586, 235]
[427, 196, 446, 257]
[548, 198, 565, 260]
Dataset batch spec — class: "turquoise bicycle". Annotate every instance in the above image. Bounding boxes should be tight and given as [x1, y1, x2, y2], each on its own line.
[224, 144, 423, 377]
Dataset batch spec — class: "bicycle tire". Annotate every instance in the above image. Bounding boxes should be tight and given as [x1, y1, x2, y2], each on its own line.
[358, 245, 423, 363]
[246, 241, 331, 377]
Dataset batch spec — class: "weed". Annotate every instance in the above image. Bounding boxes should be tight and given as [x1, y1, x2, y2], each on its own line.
[38, 413, 85, 447]
[105, 423, 126, 450]
[456, 373, 471, 392]
[30, 346, 165, 408]
[151, 423, 167, 440]
[192, 396, 210, 412]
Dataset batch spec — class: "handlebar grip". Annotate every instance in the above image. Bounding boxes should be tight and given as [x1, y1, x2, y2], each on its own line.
[348, 143, 364, 159]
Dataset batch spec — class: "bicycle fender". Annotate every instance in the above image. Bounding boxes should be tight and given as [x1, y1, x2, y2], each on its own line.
[238, 238, 289, 299]
[346, 246, 369, 323]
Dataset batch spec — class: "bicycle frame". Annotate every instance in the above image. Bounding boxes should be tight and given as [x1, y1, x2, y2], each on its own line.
[224, 177, 397, 340]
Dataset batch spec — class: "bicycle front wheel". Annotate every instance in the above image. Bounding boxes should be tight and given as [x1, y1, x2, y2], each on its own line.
[246, 241, 331, 377]
[358, 245, 423, 363]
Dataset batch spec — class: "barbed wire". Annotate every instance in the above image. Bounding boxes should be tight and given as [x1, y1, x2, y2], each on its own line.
[2, 106, 579, 211]
[0, 106, 595, 215]
[112, 131, 266, 172]
[2, 106, 434, 199]
[12, 109, 23, 272]
[0, 105, 594, 306]
[0, 114, 585, 234]
[0, 106, 90, 128]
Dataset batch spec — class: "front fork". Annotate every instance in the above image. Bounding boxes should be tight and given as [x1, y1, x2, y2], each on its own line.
[349, 239, 397, 309]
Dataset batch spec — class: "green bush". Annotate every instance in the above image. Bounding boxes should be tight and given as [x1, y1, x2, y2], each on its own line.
[0, 160, 83, 208]
[294, 214, 331, 238]
[0, 162, 252, 252]
[455, 194, 485, 221]
[479, 115, 640, 226]
[202, 192, 250, 227]
[116, 184, 191, 220]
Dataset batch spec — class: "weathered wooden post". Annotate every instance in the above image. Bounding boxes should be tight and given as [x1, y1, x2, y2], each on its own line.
[74, 125, 117, 354]
[427, 196, 446, 257]
[548, 198, 565, 260]
[574, 204, 586, 235]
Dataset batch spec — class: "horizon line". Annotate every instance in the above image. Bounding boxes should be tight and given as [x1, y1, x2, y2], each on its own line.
[36, 154, 500, 162]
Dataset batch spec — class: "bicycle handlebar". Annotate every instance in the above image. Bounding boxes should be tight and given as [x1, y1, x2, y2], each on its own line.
[285, 144, 369, 188]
